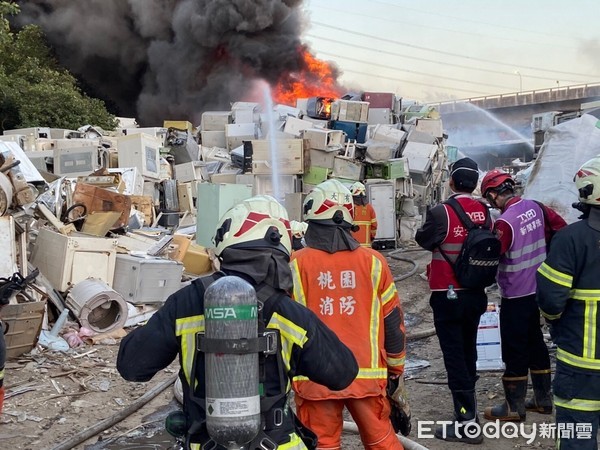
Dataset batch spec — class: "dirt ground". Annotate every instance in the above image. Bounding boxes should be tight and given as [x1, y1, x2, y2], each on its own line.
[1, 248, 558, 449]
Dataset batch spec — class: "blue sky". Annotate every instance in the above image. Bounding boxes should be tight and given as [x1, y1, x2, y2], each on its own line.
[301, 0, 600, 102]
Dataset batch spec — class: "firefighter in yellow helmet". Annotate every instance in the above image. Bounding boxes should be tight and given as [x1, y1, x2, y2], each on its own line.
[537, 155, 600, 450]
[117, 195, 358, 450]
[290, 179, 409, 450]
[350, 181, 378, 247]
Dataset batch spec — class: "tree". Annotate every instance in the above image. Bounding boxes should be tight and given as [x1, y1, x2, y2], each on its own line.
[0, 2, 117, 131]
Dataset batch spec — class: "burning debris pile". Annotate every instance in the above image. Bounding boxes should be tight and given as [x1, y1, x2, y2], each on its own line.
[0, 91, 449, 360]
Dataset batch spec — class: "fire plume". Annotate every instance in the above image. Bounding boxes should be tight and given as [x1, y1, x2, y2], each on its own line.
[273, 47, 343, 106]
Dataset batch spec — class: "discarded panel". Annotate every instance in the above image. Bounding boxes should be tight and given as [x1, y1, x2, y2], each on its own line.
[2, 301, 45, 359]
[72, 183, 132, 229]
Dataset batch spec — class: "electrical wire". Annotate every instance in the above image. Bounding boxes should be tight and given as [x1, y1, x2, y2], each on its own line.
[310, 21, 600, 78]
[309, 3, 579, 51]
[369, 0, 585, 42]
[317, 51, 516, 90]
[334, 67, 492, 95]
[306, 33, 584, 84]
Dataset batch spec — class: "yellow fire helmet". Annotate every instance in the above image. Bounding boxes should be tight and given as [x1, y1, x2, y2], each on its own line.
[303, 179, 354, 226]
[213, 195, 292, 257]
[575, 154, 600, 205]
[350, 181, 366, 196]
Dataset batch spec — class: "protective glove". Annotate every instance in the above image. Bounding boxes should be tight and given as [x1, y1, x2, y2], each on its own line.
[387, 375, 411, 436]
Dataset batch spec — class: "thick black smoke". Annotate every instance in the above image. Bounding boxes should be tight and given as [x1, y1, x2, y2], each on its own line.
[16, 0, 310, 125]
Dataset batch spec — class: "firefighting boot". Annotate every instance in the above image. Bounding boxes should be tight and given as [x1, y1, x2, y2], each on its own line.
[525, 369, 553, 414]
[484, 376, 527, 421]
[434, 390, 483, 445]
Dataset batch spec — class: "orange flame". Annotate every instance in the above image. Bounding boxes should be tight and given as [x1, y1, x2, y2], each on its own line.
[273, 47, 343, 106]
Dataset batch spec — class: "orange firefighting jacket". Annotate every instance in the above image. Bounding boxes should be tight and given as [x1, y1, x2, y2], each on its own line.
[352, 203, 378, 247]
[290, 246, 405, 400]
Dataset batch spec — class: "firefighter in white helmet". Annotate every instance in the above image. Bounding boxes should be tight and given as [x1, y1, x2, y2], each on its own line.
[350, 181, 378, 247]
[290, 179, 409, 450]
[537, 155, 600, 450]
[118, 195, 358, 450]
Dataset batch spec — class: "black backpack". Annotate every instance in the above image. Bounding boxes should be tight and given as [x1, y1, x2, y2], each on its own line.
[439, 197, 501, 289]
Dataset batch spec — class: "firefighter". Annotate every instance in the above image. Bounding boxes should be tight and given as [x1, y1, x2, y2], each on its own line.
[537, 155, 600, 450]
[481, 170, 566, 422]
[117, 195, 359, 450]
[290, 179, 407, 450]
[415, 157, 489, 444]
[350, 181, 378, 247]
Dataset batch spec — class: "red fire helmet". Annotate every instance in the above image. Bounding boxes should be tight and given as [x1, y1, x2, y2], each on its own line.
[481, 169, 515, 197]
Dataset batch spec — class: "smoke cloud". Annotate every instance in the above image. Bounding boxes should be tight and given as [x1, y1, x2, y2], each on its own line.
[16, 0, 311, 125]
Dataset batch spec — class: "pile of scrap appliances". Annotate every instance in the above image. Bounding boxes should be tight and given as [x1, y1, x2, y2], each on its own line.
[0, 92, 449, 358]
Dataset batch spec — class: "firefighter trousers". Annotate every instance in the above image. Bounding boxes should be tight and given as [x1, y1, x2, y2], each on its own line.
[430, 290, 487, 391]
[499, 294, 551, 377]
[295, 394, 403, 450]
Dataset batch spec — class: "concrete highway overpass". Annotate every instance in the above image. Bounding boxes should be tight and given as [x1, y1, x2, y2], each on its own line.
[426, 82, 600, 170]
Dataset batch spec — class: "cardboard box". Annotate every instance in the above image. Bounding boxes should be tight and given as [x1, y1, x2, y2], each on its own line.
[2, 301, 45, 359]
[31, 228, 118, 292]
[112, 254, 183, 305]
[182, 243, 213, 275]
[72, 183, 132, 230]
[169, 235, 192, 262]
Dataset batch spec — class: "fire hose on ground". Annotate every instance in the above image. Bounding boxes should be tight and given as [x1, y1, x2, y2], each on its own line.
[387, 247, 437, 341]
[343, 421, 429, 450]
[172, 379, 430, 450]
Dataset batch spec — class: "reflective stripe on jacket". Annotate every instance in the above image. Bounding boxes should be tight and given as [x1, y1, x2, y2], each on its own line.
[290, 246, 405, 399]
[117, 274, 358, 447]
[537, 217, 600, 378]
[352, 203, 378, 247]
[497, 199, 547, 298]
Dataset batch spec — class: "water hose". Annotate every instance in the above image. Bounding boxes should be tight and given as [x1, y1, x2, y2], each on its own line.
[343, 421, 429, 450]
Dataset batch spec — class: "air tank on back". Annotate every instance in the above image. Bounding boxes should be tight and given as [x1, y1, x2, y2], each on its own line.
[204, 276, 260, 448]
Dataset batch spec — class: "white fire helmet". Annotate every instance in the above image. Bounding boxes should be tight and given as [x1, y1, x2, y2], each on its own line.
[303, 179, 354, 225]
[213, 195, 292, 257]
[574, 155, 600, 206]
[350, 181, 366, 197]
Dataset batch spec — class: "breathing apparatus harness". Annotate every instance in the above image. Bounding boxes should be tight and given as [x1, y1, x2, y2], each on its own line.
[167, 272, 316, 450]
